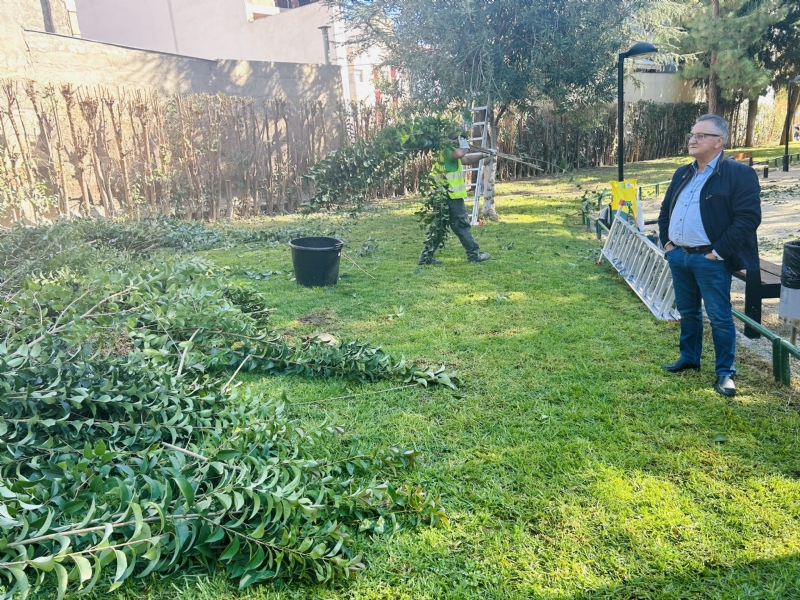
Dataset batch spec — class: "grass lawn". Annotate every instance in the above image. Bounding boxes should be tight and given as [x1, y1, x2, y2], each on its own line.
[86, 156, 800, 600]
[514, 140, 800, 196]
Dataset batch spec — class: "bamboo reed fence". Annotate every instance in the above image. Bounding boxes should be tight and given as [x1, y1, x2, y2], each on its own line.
[0, 80, 433, 222]
[1, 78, 786, 222]
[0, 80, 359, 222]
[493, 100, 784, 180]
[492, 102, 696, 179]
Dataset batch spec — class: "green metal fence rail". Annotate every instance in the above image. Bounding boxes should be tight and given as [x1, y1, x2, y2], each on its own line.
[753, 153, 800, 168]
[732, 308, 799, 386]
[637, 180, 672, 198]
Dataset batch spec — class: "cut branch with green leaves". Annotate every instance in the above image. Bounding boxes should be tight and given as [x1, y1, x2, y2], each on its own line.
[0, 252, 453, 599]
[303, 115, 457, 213]
[416, 177, 452, 265]
[304, 115, 460, 261]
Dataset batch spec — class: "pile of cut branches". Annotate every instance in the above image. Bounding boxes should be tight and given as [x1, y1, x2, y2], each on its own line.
[0, 251, 452, 598]
[0, 218, 317, 291]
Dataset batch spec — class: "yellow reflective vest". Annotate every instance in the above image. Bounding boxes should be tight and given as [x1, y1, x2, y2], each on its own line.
[431, 149, 468, 200]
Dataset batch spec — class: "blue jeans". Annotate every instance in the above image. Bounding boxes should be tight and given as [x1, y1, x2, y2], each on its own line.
[666, 248, 736, 377]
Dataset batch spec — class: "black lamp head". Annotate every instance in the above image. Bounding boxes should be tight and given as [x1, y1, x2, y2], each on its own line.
[621, 42, 658, 59]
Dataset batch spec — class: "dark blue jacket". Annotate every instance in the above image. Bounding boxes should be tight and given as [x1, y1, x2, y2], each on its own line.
[658, 153, 761, 272]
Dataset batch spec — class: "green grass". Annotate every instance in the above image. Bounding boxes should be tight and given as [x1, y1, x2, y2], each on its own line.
[500, 140, 800, 200]
[746, 140, 800, 162]
[74, 157, 800, 600]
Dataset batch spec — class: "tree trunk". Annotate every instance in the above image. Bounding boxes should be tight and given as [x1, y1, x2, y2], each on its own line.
[480, 153, 498, 221]
[707, 0, 722, 116]
[779, 86, 800, 145]
[141, 117, 156, 211]
[62, 88, 91, 214]
[480, 103, 500, 221]
[708, 55, 720, 116]
[745, 96, 758, 147]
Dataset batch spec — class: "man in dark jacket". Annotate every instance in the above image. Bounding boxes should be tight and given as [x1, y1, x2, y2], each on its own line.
[658, 114, 761, 397]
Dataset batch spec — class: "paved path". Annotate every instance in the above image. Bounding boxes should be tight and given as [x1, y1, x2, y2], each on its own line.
[638, 167, 800, 263]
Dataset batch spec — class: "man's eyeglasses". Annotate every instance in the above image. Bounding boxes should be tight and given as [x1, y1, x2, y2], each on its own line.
[685, 132, 723, 142]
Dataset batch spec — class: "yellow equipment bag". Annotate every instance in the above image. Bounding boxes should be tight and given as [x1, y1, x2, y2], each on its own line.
[609, 179, 642, 231]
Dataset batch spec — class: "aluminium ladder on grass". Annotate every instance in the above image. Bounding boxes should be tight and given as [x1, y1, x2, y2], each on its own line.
[463, 101, 490, 226]
[601, 213, 681, 321]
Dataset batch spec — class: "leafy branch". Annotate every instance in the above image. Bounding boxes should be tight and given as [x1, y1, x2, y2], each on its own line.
[0, 254, 451, 598]
[416, 177, 452, 265]
[303, 115, 457, 213]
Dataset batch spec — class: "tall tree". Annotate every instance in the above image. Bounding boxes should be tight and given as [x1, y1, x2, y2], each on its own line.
[329, 0, 640, 218]
[334, 0, 639, 111]
[679, 0, 783, 127]
[758, 0, 800, 144]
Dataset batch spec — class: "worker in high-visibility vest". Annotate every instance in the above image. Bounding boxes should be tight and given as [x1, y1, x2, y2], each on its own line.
[418, 133, 491, 265]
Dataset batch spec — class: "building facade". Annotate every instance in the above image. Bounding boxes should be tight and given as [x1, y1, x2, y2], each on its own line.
[73, 0, 384, 104]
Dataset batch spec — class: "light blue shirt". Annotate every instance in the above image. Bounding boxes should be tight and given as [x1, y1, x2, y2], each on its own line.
[668, 152, 722, 249]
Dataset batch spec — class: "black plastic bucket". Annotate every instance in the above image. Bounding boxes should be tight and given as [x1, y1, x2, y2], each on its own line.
[289, 236, 344, 287]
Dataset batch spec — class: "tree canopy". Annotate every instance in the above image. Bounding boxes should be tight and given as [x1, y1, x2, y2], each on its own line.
[759, 0, 800, 89]
[678, 0, 784, 114]
[330, 0, 645, 112]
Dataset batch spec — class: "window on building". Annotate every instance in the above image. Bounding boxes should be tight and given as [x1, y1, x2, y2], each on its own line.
[275, 0, 318, 7]
[248, 0, 318, 20]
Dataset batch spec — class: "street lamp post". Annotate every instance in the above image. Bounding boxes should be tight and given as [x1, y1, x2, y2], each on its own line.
[783, 75, 800, 172]
[618, 42, 658, 181]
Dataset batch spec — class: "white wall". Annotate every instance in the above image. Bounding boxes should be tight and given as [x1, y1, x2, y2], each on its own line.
[625, 72, 706, 104]
[346, 41, 384, 104]
[74, 0, 333, 64]
[20, 29, 343, 100]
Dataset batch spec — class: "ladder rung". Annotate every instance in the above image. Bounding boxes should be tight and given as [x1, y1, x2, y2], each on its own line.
[601, 216, 679, 321]
[472, 121, 486, 126]
[469, 137, 484, 142]
[464, 167, 479, 172]
[470, 106, 488, 111]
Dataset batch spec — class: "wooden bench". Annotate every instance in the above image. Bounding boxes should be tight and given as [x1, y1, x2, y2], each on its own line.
[729, 151, 754, 165]
[732, 259, 782, 338]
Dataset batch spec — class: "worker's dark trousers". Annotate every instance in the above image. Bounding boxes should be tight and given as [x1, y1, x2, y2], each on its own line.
[420, 199, 480, 262]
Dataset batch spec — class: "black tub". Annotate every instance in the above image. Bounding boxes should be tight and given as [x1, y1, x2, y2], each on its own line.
[288, 236, 344, 287]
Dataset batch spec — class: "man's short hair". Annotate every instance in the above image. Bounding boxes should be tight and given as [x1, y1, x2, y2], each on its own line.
[696, 114, 729, 145]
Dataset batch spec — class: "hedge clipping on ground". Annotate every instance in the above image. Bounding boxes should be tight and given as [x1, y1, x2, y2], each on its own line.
[0, 226, 452, 598]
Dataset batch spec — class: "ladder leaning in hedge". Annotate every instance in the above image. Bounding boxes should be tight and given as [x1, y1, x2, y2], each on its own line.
[601, 213, 680, 321]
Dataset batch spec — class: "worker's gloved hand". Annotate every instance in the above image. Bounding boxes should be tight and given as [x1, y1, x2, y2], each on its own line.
[485, 148, 497, 156]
